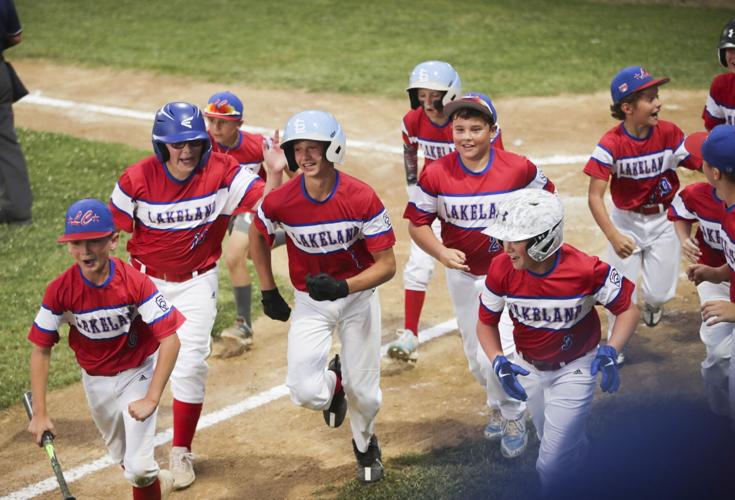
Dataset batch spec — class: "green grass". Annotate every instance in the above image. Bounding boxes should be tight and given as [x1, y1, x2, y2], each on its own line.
[0, 129, 290, 410]
[12, 0, 734, 98]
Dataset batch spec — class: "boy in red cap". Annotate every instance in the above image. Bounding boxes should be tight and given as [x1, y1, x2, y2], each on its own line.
[584, 66, 701, 364]
[27, 198, 183, 500]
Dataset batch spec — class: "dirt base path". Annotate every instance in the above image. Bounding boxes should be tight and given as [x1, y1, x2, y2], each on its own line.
[0, 59, 724, 499]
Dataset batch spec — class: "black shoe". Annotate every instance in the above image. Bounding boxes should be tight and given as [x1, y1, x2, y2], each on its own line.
[352, 435, 384, 483]
[323, 354, 347, 428]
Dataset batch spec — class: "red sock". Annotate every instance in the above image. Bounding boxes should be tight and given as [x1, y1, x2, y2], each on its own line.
[172, 399, 203, 450]
[404, 289, 426, 336]
[333, 371, 343, 394]
[132, 478, 160, 500]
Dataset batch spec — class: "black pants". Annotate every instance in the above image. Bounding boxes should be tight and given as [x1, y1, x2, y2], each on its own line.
[0, 59, 30, 222]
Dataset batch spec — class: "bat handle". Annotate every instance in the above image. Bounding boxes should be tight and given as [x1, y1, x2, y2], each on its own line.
[42, 431, 54, 446]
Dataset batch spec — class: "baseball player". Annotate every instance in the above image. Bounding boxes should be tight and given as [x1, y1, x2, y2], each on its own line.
[585, 66, 701, 364]
[388, 61, 504, 362]
[27, 198, 183, 500]
[249, 110, 396, 483]
[203, 91, 289, 352]
[703, 18, 735, 131]
[110, 102, 285, 489]
[404, 92, 555, 458]
[479, 189, 639, 493]
[668, 166, 732, 417]
[685, 125, 735, 428]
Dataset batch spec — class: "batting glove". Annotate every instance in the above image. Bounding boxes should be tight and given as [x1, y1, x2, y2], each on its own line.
[261, 288, 291, 321]
[493, 355, 529, 401]
[591, 345, 620, 393]
[305, 273, 349, 301]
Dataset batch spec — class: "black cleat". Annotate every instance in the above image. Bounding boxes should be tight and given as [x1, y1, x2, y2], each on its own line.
[323, 354, 347, 428]
[352, 435, 384, 483]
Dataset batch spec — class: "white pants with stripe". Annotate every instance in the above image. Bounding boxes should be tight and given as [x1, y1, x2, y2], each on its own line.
[445, 268, 525, 420]
[83, 355, 160, 487]
[403, 219, 442, 291]
[286, 288, 382, 453]
[515, 350, 597, 491]
[151, 268, 218, 403]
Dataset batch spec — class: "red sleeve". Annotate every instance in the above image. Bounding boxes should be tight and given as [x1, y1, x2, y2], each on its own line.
[478, 260, 505, 326]
[110, 170, 136, 233]
[27, 283, 63, 348]
[134, 273, 185, 341]
[703, 77, 728, 132]
[402, 166, 438, 226]
[232, 177, 265, 216]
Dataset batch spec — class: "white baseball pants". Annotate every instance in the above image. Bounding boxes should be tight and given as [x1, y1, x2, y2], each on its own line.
[286, 288, 382, 453]
[152, 268, 218, 404]
[403, 219, 442, 291]
[445, 268, 525, 420]
[696, 281, 735, 417]
[83, 355, 160, 487]
[514, 350, 597, 491]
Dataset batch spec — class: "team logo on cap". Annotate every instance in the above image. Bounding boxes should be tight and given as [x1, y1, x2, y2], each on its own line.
[67, 209, 101, 226]
[634, 68, 650, 80]
[618, 83, 628, 93]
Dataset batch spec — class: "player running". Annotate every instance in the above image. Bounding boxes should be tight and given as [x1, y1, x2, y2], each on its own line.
[110, 102, 285, 489]
[404, 92, 552, 458]
[27, 199, 183, 500]
[249, 110, 396, 483]
[479, 189, 639, 493]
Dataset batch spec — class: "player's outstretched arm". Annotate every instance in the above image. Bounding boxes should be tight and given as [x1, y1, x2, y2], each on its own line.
[128, 333, 180, 421]
[249, 221, 277, 291]
[408, 223, 470, 271]
[588, 177, 635, 259]
[28, 345, 55, 445]
[673, 220, 701, 264]
[476, 321, 503, 362]
[687, 263, 729, 285]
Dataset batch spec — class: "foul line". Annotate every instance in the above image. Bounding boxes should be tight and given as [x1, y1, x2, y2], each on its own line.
[2, 318, 458, 500]
[18, 91, 588, 166]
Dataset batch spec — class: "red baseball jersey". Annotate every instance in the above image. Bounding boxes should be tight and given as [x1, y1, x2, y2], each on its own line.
[584, 120, 700, 211]
[28, 257, 184, 376]
[253, 171, 396, 292]
[401, 107, 504, 168]
[703, 73, 735, 131]
[668, 182, 726, 267]
[110, 152, 264, 273]
[720, 204, 735, 301]
[210, 130, 267, 181]
[403, 149, 554, 276]
[479, 244, 634, 364]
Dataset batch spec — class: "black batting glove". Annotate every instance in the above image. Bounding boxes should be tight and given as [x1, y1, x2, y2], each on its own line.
[305, 273, 349, 301]
[261, 288, 291, 321]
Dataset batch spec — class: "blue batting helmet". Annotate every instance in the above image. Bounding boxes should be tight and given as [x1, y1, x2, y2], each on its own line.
[151, 102, 212, 168]
[406, 61, 462, 111]
[280, 110, 346, 172]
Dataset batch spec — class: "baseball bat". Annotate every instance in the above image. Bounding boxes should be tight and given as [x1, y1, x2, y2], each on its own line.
[22, 391, 76, 500]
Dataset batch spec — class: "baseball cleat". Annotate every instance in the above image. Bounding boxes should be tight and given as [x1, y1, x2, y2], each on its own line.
[387, 329, 419, 362]
[500, 417, 528, 458]
[220, 317, 254, 347]
[158, 469, 175, 500]
[323, 354, 347, 428]
[170, 446, 196, 490]
[352, 435, 384, 483]
[483, 407, 505, 440]
[642, 303, 663, 327]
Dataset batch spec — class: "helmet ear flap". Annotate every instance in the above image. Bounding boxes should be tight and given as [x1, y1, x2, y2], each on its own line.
[408, 89, 421, 109]
[153, 141, 170, 163]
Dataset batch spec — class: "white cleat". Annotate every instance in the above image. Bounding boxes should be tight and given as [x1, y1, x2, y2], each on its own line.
[387, 329, 419, 362]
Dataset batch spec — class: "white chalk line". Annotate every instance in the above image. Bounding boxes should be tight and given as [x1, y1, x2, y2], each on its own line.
[17, 91, 588, 166]
[2, 318, 458, 500]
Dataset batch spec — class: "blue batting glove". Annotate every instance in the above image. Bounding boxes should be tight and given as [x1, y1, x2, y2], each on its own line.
[493, 355, 529, 401]
[591, 345, 620, 393]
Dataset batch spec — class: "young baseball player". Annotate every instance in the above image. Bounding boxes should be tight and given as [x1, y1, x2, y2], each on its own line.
[585, 65, 701, 364]
[110, 102, 285, 489]
[27, 198, 183, 500]
[388, 61, 504, 363]
[667, 159, 732, 417]
[249, 110, 396, 483]
[404, 92, 554, 458]
[684, 125, 735, 428]
[478, 188, 639, 492]
[203, 91, 289, 353]
[703, 18, 735, 131]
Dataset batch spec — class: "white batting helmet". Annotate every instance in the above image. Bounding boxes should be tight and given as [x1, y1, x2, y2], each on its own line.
[280, 110, 346, 172]
[482, 189, 564, 262]
[406, 61, 462, 110]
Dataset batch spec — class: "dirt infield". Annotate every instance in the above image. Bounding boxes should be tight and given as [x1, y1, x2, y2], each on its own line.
[0, 59, 726, 499]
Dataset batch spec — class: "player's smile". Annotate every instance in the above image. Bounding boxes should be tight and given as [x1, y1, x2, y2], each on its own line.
[294, 140, 329, 176]
[453, 116, 493, 169]
[630, 87, 662, 130]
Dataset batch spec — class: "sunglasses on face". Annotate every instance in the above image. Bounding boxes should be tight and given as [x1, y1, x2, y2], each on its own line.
[170, 139, 206, 150]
